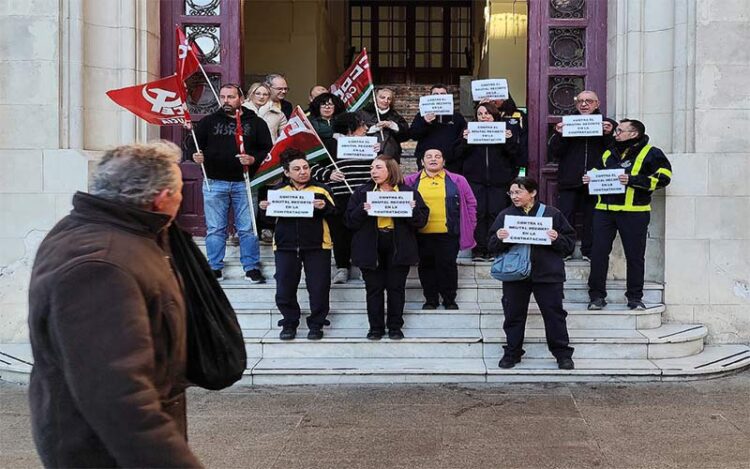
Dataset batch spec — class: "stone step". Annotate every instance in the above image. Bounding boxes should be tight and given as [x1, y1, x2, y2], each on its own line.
[220, 280, 665, 305]
[234, 304, 664, 331]
[248, 324, 706, 360]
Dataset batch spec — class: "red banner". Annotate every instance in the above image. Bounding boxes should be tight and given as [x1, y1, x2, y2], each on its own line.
[176, 27, 202, 81]
[106, 74, 190, 126]
[329, 48, 374, 111]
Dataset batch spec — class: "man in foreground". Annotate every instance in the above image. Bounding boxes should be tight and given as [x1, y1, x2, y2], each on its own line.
[28, 141, 203, 467]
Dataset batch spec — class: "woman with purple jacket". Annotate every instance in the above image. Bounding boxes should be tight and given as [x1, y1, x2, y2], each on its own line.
[405, 148, 477, 310]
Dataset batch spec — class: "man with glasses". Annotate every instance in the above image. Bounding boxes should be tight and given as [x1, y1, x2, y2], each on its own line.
[265, 73, 293, 119]
[548, 90, 611, 261]
[583, 119, 672, 311]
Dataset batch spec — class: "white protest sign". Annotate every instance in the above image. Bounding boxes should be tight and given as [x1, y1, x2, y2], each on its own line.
[587, 169, 626, 195]
[366, 191, 413, 218]
[562, 114, 603, 137]
[467, 122, 506, 144]
[266, 190, 315, 218]
[471, 79, 509, 101]
[419, 94, 454, 116]
[337, 136, 378, 159]
[503, 215, 553, 245]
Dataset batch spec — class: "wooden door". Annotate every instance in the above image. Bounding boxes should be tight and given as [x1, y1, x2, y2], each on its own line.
[160, 0, 243, 235]
[350, 1, 472, 85]
[527, 0, 607, 204]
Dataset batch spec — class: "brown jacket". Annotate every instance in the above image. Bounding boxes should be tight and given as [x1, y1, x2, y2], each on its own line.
[28, 192, 203, 468]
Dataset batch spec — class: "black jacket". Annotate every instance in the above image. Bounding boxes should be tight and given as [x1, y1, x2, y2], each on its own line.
[263, 180, 336, 251]
[499, 110, 529, 170]
[453, 135, 520, 187]
[547, 110, 608, 189]
[361, 105, 410, 161]
[593, 134, 672, 211]
[487, 202, 576, 283]
[192, 109, 273, 182]
[409, 112, 467, 172]
[280, 99, 293, 119]
[345, 182, 430, 269]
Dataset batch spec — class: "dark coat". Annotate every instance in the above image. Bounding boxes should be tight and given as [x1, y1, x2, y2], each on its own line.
[487, 202, 576, 283]
[28, 192, 202, 468]
[547, 110, 608, 189]
[409, 111, 467, 172]
[344, 182, 430, 269]
[454, 136, 520, 187]
[361, 106, 410, 161]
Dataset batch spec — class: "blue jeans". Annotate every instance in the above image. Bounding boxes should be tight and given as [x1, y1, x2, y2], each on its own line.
[203, 179, 260, 272]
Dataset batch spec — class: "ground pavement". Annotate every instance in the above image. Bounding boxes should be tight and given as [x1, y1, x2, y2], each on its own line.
[1, 372, 748, 468]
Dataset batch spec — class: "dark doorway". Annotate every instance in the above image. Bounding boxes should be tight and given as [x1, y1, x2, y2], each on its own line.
[350, 1, 472, 85]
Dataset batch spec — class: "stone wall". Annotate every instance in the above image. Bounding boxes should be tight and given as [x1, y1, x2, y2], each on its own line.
[0, 0, 160, 342]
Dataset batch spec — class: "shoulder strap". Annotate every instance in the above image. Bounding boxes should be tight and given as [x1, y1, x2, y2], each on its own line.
[536, 203, 546, 218]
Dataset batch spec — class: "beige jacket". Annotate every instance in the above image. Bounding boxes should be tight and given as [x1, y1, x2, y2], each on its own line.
[243, 100, 287, 141]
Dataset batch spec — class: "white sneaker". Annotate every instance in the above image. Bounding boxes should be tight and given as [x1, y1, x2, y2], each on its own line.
[332, 268, 349, 284]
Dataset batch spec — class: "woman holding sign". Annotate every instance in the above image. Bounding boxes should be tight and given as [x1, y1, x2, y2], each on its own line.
[488, 177, 576, 370]
[454, 102, 520, 261]
[259, 149, 336, 341]
[362, 88, 410, 162]
[345, 155, 429, 340]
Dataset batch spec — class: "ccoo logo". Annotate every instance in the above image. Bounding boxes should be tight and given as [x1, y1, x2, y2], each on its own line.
[142, 85, 185, 116]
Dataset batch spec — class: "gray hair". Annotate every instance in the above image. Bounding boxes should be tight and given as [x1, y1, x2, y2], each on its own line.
[264, 73, 286, 86]
[90, 140, 181, 208]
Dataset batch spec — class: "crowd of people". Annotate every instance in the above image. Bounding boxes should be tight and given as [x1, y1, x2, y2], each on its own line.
[186, 75, 672, 371]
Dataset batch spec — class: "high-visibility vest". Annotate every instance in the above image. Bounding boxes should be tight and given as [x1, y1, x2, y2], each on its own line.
[595, 144, 654, 212]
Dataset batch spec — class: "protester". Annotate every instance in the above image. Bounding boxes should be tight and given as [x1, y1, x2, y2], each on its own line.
[243, 82, 288, 141]
[307, 84, 329, 114]
[454, 102, 520, 261]
[308, 92, 347, 146]
[192, 84, 273, 283]
[488, 177, 576, 370]
[404, 149, 477, 310]
[345, 155, 429, 340]
[547, 90, 607, 261]
[265, 73, 293, 118]
[481, 93, 528, 165]
[28, 142, 203, 467]
[584, 119, 672, 311]
[362, 87, 410, 161]
[312, 112, 378, 284]
[409, 84, 467, 172]
[259, 149, 336, 340]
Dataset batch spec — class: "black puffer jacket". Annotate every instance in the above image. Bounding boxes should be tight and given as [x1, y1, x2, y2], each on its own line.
[453, 136, 520, 187]
[547, 110, 608, 189]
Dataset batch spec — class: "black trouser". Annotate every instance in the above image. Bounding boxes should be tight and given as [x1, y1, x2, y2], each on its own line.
[360, 231, 410, 332]
[501, 281, 573, 360]
[329, 194, 353, 269]
[257, 186, 275, 231]
[469, 182, 510, 252]
[417, 233, 460, 305]
[588, 210, 650, 302]
[274, 249, 331, 329]
[557, 186, 595, 257]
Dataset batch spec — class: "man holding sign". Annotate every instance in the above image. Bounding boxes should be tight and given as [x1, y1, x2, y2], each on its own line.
[548, 90, 613, 260]
[259, 149, 336, 340]
[488, 177, 576, 370]
[583, 119, 672, 311]
[410, 85, 467, 171]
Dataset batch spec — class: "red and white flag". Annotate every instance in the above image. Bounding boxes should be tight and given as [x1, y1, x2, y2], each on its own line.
[250, 106, 329, 188]
[106, 74, 190, 126]
[329, 48, 374, 111]
[176, 27, 202, 81]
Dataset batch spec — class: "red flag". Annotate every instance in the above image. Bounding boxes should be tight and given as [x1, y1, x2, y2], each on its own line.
[176, 27, 201, 81]
[234, 109, 248, 174]
[106, 74, 190, 126]
[329, 48, 374, 111]
[250, 106, 328, 188]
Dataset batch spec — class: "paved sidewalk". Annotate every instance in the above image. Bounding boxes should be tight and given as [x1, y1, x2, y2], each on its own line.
[2, 373, 748, 468]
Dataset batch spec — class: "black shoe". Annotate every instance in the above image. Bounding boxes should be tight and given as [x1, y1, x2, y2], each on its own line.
[307, 328, 324, 340]
[279, 327, 296, 340]
[498, 354, 521, 369]
[587, 298, 607, 310]
[443, 302, 459, 310]
[557, 358, 575, 370]
[471, 249, 486, 262]
[366, 330, 383, 341]
[212, 269, 223, 281]
[388, 329, 404, 340]
[627, 301, 646, 310]
[245, 269, 266, 284]
[422, 302, 438, 310]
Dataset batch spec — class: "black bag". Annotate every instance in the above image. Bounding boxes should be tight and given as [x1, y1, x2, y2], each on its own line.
[168, 223, 246, 390]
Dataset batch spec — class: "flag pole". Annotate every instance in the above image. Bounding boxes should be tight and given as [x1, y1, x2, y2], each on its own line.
[298, 106, 354, 194]
[235, 110, 258, 237]
[370, 87, 385, 142]
[189, 126, 210, 191]
[197, 62, 222, 108]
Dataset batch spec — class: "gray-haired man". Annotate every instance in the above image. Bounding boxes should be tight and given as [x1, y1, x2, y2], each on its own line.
[28, 142, 203, 468]
[265, 73, 293, 118]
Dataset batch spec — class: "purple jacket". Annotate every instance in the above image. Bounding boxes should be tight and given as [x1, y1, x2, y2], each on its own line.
[405, 169, 477, 251]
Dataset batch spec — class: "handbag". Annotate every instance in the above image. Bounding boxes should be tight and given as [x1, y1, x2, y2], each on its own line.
[490, 203, 546, 282]
[168, 223, 247, 390]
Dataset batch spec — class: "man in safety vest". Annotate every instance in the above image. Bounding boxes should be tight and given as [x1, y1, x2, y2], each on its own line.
[583, 119, 672, 311]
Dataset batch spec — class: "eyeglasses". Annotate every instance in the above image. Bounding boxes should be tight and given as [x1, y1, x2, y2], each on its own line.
[507, 190, 527, 196]
[320, 103, 335, 108]
[271, 87, 289, 92]
[253, 91, 270, 96]
[614, 128, 635, 135]
[575, 98, 598, 105]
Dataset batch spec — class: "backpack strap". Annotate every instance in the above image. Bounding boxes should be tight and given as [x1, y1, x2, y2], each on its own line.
[535, 203, 546, 218]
